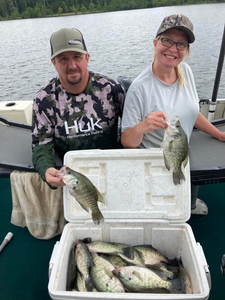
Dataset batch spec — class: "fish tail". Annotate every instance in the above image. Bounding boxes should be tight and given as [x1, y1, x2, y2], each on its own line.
[92, 210, 104, 225]
[169, 277, 186, 294]
[85, 276, 95, 292]
[173, 170, 185, 185]
[122, 247, 135, 260]
[166, 257, 180, 267]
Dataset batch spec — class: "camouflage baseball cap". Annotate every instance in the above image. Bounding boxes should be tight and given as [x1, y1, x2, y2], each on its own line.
[50, 28, 88, 59]
[156, 14, 195, 43]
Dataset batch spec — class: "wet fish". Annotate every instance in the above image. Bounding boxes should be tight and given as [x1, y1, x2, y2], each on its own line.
[178, 260, 193, 294]
[66, 244, 77, 291]
[75, 239, 95, 292]
[87, 240, 134, 260]
[161, 115, 188, 185]
[146, 262, 180, 280]
[112, 265, 185, 294]
[90, 253, 125, 293]
[100, 254, 128, 268]
[57, 165, 104, 225]
[134, 244, 178, 266]
[117, 248, 145, 266]
[77, 272, 98, 292]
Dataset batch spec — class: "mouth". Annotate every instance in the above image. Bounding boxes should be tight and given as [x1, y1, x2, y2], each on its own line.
[164, 54, 176, 59]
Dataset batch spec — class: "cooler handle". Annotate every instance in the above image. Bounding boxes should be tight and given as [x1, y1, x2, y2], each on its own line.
[196, 242, 211, 290]
[48, 241, 60, 279]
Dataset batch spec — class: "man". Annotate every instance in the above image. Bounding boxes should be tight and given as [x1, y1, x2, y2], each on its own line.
[32, 28, 126, 188]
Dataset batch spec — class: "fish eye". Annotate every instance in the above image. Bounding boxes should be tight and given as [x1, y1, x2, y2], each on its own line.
[129, 277, 132, 281]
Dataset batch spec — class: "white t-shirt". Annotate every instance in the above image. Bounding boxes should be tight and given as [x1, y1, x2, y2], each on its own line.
[121, 62, 199, 148]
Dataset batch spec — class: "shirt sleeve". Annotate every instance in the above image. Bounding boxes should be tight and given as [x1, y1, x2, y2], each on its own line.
[121, 87, 143, 132]
[31, 92, 57, 187]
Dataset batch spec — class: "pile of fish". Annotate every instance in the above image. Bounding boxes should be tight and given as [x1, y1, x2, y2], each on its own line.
[162, 115, 189, 185]
[66, 238, 192, 294]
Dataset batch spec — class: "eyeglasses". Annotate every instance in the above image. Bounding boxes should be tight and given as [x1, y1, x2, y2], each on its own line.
[159, 38, 189, 51]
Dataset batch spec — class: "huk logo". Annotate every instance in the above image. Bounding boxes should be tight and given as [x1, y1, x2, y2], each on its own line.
[64, 118, 102, 135]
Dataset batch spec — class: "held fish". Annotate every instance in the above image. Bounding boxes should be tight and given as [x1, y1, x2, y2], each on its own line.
[112, 265, 185, 294]
[161, 115, 188, 185]
[57, 165, 105, 225]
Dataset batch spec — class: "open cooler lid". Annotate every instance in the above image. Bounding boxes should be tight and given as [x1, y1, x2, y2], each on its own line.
[63, 148, 191, 225]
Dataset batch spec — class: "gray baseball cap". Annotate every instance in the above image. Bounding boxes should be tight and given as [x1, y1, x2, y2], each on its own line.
[156, 14, 195, 43]
[50, 28, 88, 59]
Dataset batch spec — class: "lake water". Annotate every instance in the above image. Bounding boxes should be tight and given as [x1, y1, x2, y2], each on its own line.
[0, 3, 225, 102]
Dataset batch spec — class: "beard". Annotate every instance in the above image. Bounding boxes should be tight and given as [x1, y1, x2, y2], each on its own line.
[66, 69, 82, 85]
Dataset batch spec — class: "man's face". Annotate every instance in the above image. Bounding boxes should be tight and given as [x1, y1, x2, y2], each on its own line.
[52, 51, 90, 91]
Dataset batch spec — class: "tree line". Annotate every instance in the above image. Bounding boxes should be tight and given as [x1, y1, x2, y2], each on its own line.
[0, 0, 224, 21]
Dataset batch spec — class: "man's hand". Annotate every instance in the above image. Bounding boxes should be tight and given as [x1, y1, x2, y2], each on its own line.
[45, 167, 65, 188]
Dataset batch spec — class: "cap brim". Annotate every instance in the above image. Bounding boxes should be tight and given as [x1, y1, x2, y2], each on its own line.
[157, 25, 195, 43]
[51, 48, 88, 59]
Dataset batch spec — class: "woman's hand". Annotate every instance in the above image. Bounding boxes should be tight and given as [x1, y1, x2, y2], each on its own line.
[141, 111, 168, 134]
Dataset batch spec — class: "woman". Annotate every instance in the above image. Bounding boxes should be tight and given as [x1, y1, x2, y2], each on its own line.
[121, 14, 225, 149]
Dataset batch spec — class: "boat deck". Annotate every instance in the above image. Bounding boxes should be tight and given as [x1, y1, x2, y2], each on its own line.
[1, 177, 225, 299]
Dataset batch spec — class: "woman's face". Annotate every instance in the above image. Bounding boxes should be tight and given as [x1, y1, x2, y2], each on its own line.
[153, 28, 189, 70]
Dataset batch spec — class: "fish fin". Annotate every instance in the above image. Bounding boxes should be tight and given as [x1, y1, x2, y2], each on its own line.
[173, 170, 185, 185]
[96, 188, 105, 204]
[183, 151, 189, 168]
[169, 277, 186, 294]
[82, 237, 92, 244]
[121, 247, 134, 260]
[163, 154, 171, 171]
[85, 276, 95, 292]
[77, 201, 89, 213]
[166, 257, 180, 267]
[92, 210, 104, 225]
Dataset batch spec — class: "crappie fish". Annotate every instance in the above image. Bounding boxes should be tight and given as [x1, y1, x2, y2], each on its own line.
[112, 265, 185, 294]
[162, 116, 188, 185]
[100, 254, 128, 268]
[75, 239, 95, 292]
[87, 241, 134, 260]
[57, 166, 104, 225]
[66, 245, 77, 291]
[134, 244, 177, 266]
[117, 248, 145, 266]
[76, 272, 98, 292]
[177, 260, 193, 294]
[90, 253, 125, 293]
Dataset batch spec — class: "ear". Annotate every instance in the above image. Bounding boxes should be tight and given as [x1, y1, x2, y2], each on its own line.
[86, 53, 90, 63]
[51, 59, 56, 67]
[153, 39, 157, 51]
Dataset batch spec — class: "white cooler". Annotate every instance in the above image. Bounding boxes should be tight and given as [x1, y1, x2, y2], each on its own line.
[48, 148, 211, 300]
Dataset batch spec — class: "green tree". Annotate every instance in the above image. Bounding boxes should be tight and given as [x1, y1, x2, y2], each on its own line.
[62, 1, 67, 12]
[0, 0, 7, 17]
[72, 4, 78, 13]
[10, 7, 20, 18]
[58, 6, 63, 14]
[88, 2, 95, 12]
[80, 4, 87, 13]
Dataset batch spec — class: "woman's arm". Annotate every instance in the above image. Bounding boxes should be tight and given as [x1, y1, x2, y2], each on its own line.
[194, 112, 225, 141]
[121, 111, 168, 148]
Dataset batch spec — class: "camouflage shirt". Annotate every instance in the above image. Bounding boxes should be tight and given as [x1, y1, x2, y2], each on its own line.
[32, 71, 126, 182]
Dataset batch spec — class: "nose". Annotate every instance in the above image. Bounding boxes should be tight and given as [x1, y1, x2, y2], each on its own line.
[68, 58, 77, 68]
[169, 42, 178, 51]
